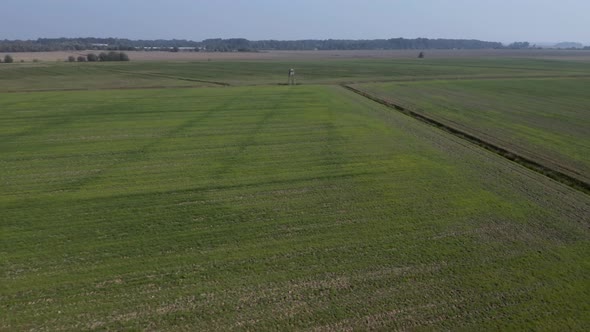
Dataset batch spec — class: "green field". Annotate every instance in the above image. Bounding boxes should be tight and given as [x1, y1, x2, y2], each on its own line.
[0, 64, 209, 92]
[107, 58, 590, 85]
[351, 78, 590, 183]
[2, 57, 590, 330]
[3, 57, 590, 92]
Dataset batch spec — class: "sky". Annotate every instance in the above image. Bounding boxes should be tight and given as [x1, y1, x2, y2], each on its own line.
[1, 0, 589, 44]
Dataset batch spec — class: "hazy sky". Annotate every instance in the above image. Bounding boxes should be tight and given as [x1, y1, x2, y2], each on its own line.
[1, 0, 589, 44]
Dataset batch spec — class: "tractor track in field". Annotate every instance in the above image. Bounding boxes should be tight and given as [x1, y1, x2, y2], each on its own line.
[342, 84, 590, 195]
[0, 85, 220, 94]
[97, 66, 231, 86]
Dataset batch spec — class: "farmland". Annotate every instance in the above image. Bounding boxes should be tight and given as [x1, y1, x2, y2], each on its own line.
[3, 56, 590, 92]
[5, 49, 590, 62]
[350, 78, 590, 184]
[99, 57, 590, 86]
[0, 64, 211, 92]
[1, 54, 590, 331]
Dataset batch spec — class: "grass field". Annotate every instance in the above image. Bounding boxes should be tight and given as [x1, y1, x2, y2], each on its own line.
[106, 58, 590, 85]
[3, 57, 590, 92]
[2, 83, 589, 331]
[0, 64, 210, 92]
[351, 78, 590, 183]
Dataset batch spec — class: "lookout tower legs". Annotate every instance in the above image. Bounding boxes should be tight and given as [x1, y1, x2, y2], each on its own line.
[288, 68, 296, 85]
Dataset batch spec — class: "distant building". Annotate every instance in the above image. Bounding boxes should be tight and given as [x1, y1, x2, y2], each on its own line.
[141, 46, 202, 52]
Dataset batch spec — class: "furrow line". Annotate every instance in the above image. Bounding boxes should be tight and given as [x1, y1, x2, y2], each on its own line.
[100, 67, 231, 86]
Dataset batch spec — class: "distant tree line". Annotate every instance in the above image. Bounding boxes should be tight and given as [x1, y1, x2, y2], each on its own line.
[97, 51, 130, 61]
[505, 42, 530, 49]
[0, 38, 200, 52]
[0, 37, 533, 52]
[210, 38, 506, 51]
[67, 52, 130, 62]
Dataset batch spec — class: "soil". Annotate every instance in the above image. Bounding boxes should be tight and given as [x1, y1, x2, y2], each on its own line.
[2, 49, 590, 62]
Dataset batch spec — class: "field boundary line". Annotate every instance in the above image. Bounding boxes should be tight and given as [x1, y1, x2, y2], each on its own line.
[342, 84, 590, 195]
[0, 85, 221, 94]
[98, 66, 231, 86]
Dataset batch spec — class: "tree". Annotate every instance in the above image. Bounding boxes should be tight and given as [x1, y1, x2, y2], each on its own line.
[67, 56, 76, 62]
[507, 42, 530, 49]
[90, 51, 130, 62]
[77, 56, 87, 62]
[4, 55, 14, 63]
[107, 51, 121, 61]
[87, 53, 98, 62]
